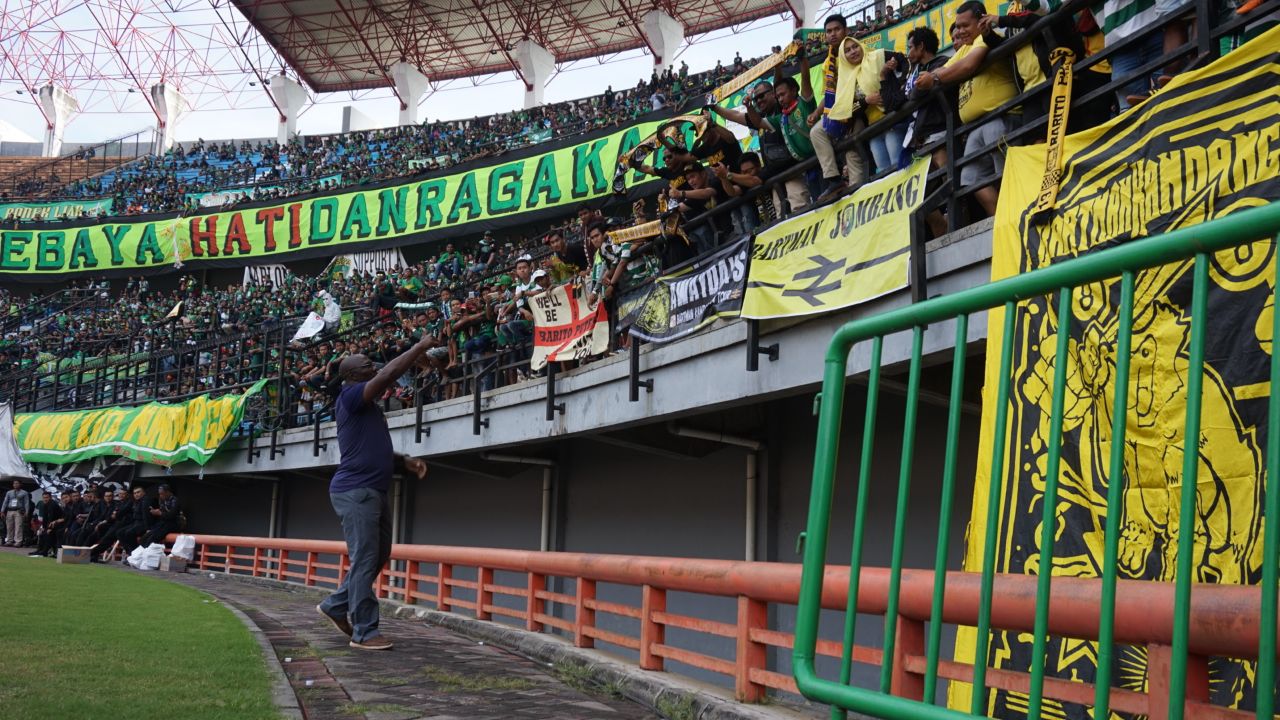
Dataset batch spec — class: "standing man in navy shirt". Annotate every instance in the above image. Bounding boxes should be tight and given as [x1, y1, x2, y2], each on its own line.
[317, 337, 432, 650]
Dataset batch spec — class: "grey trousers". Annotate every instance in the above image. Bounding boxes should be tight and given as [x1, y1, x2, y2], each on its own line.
[4, 510, 25, 544]
[320, 487, 392, 642]
[809, 118, 867, 186]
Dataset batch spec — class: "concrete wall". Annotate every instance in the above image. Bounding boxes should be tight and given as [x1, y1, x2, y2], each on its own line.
[149, 222, 996, 699]
[171, 354, 982, 698]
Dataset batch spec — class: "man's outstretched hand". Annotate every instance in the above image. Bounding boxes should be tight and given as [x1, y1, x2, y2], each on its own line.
[404, 456, 428, 480]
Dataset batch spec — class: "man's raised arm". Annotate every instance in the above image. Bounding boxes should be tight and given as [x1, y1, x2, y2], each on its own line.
[362, 336, 439, 404]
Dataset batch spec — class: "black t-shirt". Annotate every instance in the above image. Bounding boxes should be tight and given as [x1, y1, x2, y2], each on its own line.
[682, 175, 734, 235]
[691, 127, 743, 172]
[556, 241, 589, 272]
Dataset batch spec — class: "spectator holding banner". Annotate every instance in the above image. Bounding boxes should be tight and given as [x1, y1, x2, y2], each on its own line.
[808, 14, 861, 203]
[912, 0, 1018, 218]
[713, 154, 764, 235]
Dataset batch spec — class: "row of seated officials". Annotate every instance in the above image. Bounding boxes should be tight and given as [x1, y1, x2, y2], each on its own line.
[28, 484, 183, 562]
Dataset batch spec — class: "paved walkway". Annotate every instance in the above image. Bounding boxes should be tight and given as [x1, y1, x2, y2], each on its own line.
[162, 569, 661, 720]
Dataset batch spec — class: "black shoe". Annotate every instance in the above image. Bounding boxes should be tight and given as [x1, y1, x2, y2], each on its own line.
[816, 178, 848, 204]
[27, 551, 42, 557]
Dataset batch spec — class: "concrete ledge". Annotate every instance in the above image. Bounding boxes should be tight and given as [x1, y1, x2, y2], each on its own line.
[397, 605, 815, 720]
[199, 570, 818, 720]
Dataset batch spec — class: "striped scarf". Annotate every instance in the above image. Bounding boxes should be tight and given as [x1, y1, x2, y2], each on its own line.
[821, 43, 840, 115]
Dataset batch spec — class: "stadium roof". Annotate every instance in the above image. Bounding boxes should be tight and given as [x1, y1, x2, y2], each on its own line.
[231, 0, 792, 92]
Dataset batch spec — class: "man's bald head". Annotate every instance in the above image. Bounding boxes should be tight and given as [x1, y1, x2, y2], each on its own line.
[339, 354, 377, 382]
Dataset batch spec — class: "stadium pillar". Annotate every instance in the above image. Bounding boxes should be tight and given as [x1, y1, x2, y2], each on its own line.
[150, 83, 190, 154]
[516, 39, 555, 108]
[269, 74, 309, 145]
[38, 85, 78, 158]
[641, 10, 684, 68]
[791, 0, 824, 27]
[391, 61, 429, 125]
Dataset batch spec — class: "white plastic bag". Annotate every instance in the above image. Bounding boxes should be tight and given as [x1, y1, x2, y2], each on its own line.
[171, 534, 196, 561]
[140, 542, 165, 571]
[127, 545, 147, 569]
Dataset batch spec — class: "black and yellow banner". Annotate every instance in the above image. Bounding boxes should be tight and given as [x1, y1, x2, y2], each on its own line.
[621, 235, 749, 343]
[742, 157, 928, 319]
[955, 27, 1280, 717]
[0, 118, 677, 277]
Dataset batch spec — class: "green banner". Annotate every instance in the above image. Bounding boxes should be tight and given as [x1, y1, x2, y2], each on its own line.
[0, 198, 113, 222]
[0, 119, 669, 275]
[14, 379, 269, 466]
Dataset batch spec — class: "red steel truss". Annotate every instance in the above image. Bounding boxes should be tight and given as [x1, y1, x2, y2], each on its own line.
[0, 0, 292, 122]
[0, 0, 810, 128]
[229, 0, 792, 92]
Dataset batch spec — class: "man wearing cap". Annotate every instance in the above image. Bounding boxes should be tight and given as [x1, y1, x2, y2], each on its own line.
[316, 335, 434, 651]
[499, 255, 538, 353]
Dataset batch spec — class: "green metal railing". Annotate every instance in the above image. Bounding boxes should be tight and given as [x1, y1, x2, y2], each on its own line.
[793, 201, 1280, 719]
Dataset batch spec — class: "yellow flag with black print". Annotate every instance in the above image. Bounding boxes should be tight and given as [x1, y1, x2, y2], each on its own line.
[742, 156, 928, 319]
[952, 26, 1280, 718]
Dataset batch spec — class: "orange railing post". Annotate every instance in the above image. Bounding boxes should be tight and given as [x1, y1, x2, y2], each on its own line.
[574, 577, 595, 648]
[305, 551, 316, 586]
[404, 561, 418, 605]
[889, 614, 926, 700]
[735, 596, 767, 702]
[252, 547, 261, 576]
[1147, 644, 1210, 718]
[477, 566, 493, 620]
[438, 563, 452, 612]
[527, 572, 545, 632]
[640, 584, 666, 671]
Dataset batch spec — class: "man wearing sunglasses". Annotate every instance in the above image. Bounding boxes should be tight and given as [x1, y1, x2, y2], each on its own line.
[316, 336, 433, 651]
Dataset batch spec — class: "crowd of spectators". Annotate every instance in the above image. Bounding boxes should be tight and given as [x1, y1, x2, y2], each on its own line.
[23, 57, 761, 217]
[5, 478, 184, 563]
[4, 0, 1266, 424]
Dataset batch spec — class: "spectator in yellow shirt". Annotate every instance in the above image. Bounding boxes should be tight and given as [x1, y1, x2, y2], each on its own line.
[913, 0, 1018, 218]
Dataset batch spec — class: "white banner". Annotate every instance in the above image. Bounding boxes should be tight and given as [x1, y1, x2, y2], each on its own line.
[291, 312, 327, 342]
[242, 263, 291, 288]
[352, 248, 408, 276]
[0, 402, 33, 481]
[530, 283, 610, 371]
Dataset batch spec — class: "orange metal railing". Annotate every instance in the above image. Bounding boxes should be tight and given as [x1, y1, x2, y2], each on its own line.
[174, 534, 1272, 713]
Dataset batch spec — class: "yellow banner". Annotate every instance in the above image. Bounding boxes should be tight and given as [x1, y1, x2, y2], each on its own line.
[15, 380, 268, 466]
[741, 157, 928, 320]
[954, 26, 1280, 716]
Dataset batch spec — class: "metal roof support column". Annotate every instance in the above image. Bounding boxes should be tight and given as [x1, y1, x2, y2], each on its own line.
[37, 85, 77, 158]
[641, 10, 684, 68]
[392, 61, 429, 126]
[787, 0, 824, 28]
[516, 39, 555, 109]
[269, 74, 309, 145]
[150, 83, 190, 154]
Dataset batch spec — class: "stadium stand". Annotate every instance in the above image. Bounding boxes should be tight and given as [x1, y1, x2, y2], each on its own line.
[3, 0, 1280, 716]
[2, 0, 1275, 422]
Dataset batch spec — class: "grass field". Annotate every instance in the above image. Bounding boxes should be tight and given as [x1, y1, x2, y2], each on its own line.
[0, 552, 279, 720]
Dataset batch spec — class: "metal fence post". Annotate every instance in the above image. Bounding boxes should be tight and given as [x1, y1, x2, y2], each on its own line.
[640, 584, 666, 671]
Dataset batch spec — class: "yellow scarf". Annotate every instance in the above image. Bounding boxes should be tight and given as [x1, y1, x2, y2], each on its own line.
[830, 37, 888, 123]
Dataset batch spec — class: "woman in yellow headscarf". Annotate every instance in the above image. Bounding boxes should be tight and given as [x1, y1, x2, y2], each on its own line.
[829, 36, 907, 175]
